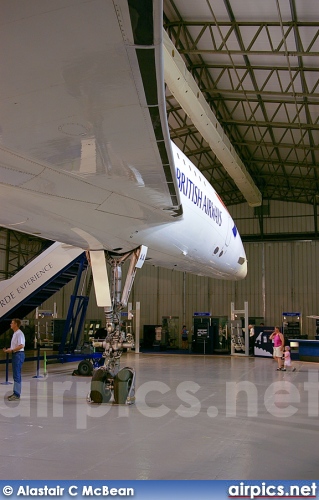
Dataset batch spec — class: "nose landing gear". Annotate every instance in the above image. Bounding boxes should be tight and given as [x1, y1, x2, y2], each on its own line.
[89, 365, 135, 405]
[87, 246, 146, 405]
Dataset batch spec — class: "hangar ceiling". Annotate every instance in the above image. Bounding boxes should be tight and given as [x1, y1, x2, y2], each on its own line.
[163, 0, 319, 207]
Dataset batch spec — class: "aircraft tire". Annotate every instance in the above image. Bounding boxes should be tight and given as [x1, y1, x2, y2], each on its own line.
[77, 359, 93, 376]
[90, 368, 112, 404]
[113, 368, 133, 404]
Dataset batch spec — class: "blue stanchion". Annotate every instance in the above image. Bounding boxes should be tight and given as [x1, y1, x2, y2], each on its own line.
[32, 345, 44, 379]
[1, 352, 13, 385]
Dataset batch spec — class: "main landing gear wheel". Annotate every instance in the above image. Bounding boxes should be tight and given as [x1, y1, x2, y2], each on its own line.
[90, 368, 112, 403]
[77, 359, 93, 376]
[113, 368, 134, 404]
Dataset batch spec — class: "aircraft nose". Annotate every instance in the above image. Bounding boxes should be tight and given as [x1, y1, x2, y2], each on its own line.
[232, 233, 248, 279]
[236, 255, 247, 279]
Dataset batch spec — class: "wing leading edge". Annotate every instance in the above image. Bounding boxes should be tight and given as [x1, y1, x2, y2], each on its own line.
[0, 1, 247, 282]
[0, 0, 181, 247]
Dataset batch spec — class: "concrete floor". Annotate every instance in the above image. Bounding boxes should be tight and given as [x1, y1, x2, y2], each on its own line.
[0, 351, 318, 480]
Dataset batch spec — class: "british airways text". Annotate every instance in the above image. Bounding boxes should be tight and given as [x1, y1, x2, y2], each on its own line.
[176, 167, 222, 226]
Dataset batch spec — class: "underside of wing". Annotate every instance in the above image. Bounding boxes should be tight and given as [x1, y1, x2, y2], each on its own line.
[0, 0, 182, 247]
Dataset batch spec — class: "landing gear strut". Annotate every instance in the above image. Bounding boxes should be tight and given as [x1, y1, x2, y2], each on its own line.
[88, 246, 147, 405]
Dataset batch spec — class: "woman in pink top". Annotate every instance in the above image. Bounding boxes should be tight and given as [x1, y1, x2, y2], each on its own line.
[269, 326, 284, 370]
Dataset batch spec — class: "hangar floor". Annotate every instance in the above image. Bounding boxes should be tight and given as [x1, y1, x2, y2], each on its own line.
[0, 352, 318, 480]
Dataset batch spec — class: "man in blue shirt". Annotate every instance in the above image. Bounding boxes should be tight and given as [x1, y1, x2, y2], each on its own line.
[3, 318, 25, 401]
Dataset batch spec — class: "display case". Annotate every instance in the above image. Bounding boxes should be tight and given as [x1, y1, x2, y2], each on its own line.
[282, 312, 302, 340]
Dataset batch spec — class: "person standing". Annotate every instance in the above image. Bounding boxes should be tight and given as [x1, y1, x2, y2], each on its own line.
[249, 324, 255, 355]
[282, 345, 296, 372]
[269, 326, 284, 371]
[3, 319, 25, 401]
[181, 325, 188, 350]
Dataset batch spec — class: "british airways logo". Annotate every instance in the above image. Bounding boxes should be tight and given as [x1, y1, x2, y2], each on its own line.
[176, 168, 222, 226]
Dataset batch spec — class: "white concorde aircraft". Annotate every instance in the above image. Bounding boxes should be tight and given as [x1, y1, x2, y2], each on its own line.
[0, 0, 247, 314]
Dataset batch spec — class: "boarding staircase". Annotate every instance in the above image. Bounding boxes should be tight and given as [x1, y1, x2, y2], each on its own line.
[0, 242, 87, 335]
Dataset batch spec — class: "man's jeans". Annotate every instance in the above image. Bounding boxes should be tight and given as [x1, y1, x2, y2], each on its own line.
[12, 351, 25, 397]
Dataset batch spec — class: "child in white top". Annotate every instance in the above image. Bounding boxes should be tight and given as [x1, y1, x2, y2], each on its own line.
[282, 346, 296, 372]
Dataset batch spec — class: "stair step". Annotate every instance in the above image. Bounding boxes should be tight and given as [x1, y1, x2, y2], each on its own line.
[0, 253, 88, 335]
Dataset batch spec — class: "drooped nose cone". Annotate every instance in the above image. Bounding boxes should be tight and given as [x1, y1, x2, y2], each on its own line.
[236, 255, 247, 279]
[234, 236, 247, 279]
[230, 222, 247, 279]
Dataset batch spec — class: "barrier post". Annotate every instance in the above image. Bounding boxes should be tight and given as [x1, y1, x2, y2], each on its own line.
[33, 344, 44, 379]
[43, 351, 47, 376]
[1, 353, 13, 385]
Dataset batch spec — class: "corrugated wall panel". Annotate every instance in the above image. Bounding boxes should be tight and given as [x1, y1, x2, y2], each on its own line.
[264, 202, 314, 234]
[291, 241, 319, 333]
[237, 242, 264, 318]
[207, 278, 232, 317]
[186, 273, 209, 313]
[230, 201, 315, 236]
[158, 268, 183, 318]
[261, 241, 319, 332]
[228, 204, 259, 235]
[264, 242, 292, 325]
[2, 238, 319, 339]
[132, 264, 160, 327]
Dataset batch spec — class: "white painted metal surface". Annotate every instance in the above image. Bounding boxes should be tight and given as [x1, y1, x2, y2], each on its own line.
[89, 251, 111, 308]
[0, 0, 247, 281]
[0, 242, 83, 318]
